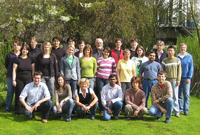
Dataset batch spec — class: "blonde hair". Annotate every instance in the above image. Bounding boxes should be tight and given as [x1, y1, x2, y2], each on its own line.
[78, 78, 90, 88]
[67, 44, 75, 50]
[180, 43, 187, 47]
[123, 49, 130, 55]
[42, 41, 52, 54]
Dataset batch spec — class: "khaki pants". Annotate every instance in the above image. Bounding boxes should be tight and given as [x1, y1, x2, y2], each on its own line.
[125, 104, 148, 117]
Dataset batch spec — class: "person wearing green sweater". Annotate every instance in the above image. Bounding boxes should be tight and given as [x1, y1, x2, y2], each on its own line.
[162, 45, 182, 118]
[79, 44, 97, 90]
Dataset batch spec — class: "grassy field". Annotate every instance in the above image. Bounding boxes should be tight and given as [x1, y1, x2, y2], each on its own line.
[0, 91, 200, 135]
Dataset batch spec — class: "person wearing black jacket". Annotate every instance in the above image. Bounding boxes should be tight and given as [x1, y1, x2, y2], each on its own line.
[154, 40, 168, 65]
[29, 37, 42, 63]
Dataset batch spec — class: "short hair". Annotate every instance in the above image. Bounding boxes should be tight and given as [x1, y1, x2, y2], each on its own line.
[78, 40, 85, 45]
[156, 40, 165, 46]
[123, 49, 130, 55]
[20, 44, 30, 56]
[55, 74, 67, 90]
[115, 38, 123, 43]
[167, 45, 175, 50]
[42, 41, 52, 54]
[130, 38, 138, 43]
[67, 36, 76, 43]
[83, 44, 93, 57]
[109, 74, 117, 80]
[78, 78, 90, 88]
[135, 45, 145, 57]
[103, 46, 111, 54]
[130, 77, 140, 84]
[67, 44, 75, 50]
[52, 36, 60, 42]
[158, 71, 167, 77]
[148, 51, 156, 56]
[30, 37, 38, 43]
[13, 40, 22, 46]
[95, 38, 103, 43]
[180, 43, 187, 47]
[34, 71, 43, 78]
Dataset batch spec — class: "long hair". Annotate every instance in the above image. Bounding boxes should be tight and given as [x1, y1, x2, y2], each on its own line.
[55, 74, 67, 90]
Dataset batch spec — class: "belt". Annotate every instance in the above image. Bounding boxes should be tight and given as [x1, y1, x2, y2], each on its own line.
[144, 78, 157, 81]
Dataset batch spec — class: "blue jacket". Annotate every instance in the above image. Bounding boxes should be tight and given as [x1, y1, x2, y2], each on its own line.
[60, 55, 81, 81]
[176, 52, 193, 79]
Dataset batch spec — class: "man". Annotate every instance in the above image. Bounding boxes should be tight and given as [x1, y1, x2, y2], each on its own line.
[154, 40, 168, 64]
[51, 37, 66, 71]
[125, 77, 148, 119]
[162, 45, 182, 118]
[19, 71, 53, 123]
[149, 71, 173, 123]
[93, 38, 104, 60]
[139, 51, 162, 108]
[111, 38, 124, 65]
[130, 38, 138, 58]
[101, 74, 123, 121]
[177, 43, 193, 116]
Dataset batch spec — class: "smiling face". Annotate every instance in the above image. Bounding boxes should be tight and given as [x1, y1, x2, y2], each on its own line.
[157, 74, 166, 84]
[156, 43, 164, 52]
[58, 77, 64, 87]
[84, 48, 90, 56]
[103, 49, 110, 58]
[148, 52, 156, 62]
[115, 40, 122, 49]
[136, 48, 143, 57]
[80, 82, 89, 90]
[53, 39, 60, 49]
[67, 47, 74, 55]
[131, 41, 138, 50]
[30, 40, 37, 49]
[14, 43, 21, 52]
[180, 45, 187, 54]
[109, 77, 117, 87]
[22, 47, 29, 55]
[95, 39, 103, 50]
[168, 48, 175, 58]
[33, 75, 42, 86]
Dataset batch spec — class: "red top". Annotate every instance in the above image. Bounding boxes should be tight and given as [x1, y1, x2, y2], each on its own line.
[111, 49, 124, 65]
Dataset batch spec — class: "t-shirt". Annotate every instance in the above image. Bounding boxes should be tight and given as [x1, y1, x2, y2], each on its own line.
[136, 57, 143, 77]
[52, 47, 65, 70]
[67, 56, 74, 66]
[14, 57, 34, 81]
[42, 58, 50, 76]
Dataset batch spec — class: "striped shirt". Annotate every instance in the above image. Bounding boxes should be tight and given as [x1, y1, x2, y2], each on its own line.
[96, 57, 117, 79]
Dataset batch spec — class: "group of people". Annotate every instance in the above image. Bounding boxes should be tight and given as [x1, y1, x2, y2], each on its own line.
[4, 37, 193, 124]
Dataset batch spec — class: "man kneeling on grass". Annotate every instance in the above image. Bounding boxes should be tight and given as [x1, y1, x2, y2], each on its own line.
[124, 77, 148, 119]
[19, 71, 53, 123]
[149, 71, 173, 123]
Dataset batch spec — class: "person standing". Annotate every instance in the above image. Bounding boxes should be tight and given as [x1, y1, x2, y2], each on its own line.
[5, 40, 21, 112]
[29, 37, 42, 62]
[154, 40, 168, 65]
[139, 51, 162, 108]
[177, 43, 193, 116]
[111, 38, 124, 65]
[93, 38, 104, 60]
[129, 38, 138, 58]
[162, 45, 182, 118]
[74, 40, 85, 58]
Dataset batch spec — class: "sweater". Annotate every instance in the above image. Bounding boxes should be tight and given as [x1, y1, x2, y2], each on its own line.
[162, 57, 182, 82]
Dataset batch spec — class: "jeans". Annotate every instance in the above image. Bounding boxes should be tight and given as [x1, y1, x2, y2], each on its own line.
[103, 101, 123, 121]
[24, 100, 53, 119]
[88, 78, 95, 90]
[178, 79, 191, 113]
[42, 76, 55, 101]
[121, 82, 132, 100]
[142, 79, 158, 108]
[149, 98, 174, 119]
[66, 80, 77, 100]
[5, 78, 15, 111]
[53, 99, 75, 118]
[96, 77, 109, 112]
[170, 81, 180, 114]
[76, 102, 98, 118]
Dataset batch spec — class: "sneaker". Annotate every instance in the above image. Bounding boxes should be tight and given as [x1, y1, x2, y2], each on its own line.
[184, 111, 189, 116]
[165, 118, 171, 123]
[175, 114, 180, 118]
[157, 113, 163, 120]
[65, 117, 71, 122]
[42, 119, 48, 123]
[113, 115, 119, 120]
[90, 116, 95, 120]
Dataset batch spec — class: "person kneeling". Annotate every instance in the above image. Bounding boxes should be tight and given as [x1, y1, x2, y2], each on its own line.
[75, 78, 98, 120]
[149, 71, 174, 123]
[125, 77, 148, 119]
[19, 71, 53, 123]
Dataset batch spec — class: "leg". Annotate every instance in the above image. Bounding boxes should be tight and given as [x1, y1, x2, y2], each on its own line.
[149, 105, 162, 118]
[162, 98, 174, 119]
[112, 101, 123, 116]
[14, 78, 24, 114]
[96, 77, 105, 112]
[90, 102, 98, 117]
[138, 107, 148, 117]
[142, 80, 150, 108]
[88, 78, 94, 90]
[62, 99, 75, 117]
[178, 80, 184, 112]
[46, 76, 55, 101]
[24, 107, 35, 119]
[103, 108, 111, 121]
[170, 81, 180, 115]
[76, 105, 85, 118]
[121, 82, 126, 100]
[37, 100, 53, 120]
[5, 78, 15, 111]
[183, 79, 191, 114]
[124, 104, 133, 118]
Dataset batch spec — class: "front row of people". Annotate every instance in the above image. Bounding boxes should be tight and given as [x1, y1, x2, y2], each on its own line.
[19, 71, 174, 123]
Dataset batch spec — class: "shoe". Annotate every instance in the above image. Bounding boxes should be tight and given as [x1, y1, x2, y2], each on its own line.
[42, 119, 48, 123]
[175, 114, 180, 118]
[65, 117, 71, 122]
[165, 118, 171, 123]
[157, 113, 163, 120]
[113, 115, 119, 120]
[90, 116, 95, 120]
[99, 111, 103, 115]
[184, 111, 189, 116]
[30, 117, 36, 120]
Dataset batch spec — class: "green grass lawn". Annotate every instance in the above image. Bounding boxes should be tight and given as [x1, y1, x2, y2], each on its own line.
[0, 91, 200, 135]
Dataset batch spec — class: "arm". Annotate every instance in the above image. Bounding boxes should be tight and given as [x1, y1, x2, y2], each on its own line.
[151, 86, 162, 109]
[177, 60, 182, 85]
[12, 63, 18, 87]
[31, 63, 35, 77]
[5, 54, 9, 69]
[112, 59, 117, 74]
[139, 73, 143, 89]
[188, 55, 194, 80]
[93, 58, 97, 77]
[32, 97, 51, 111]
[132, 62, 135, 77]
[76, 57, 81, 82]
[54, 54, 59, 78]
[159, 82, 173, 102]
[20, 97, 33, 113]
[101, 87, 107, 108]
[117, 70, 121, 86]
[125, 90, 139, 110]
[60, 57, 64, 75]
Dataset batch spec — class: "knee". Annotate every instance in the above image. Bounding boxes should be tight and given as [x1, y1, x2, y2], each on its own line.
[46, 100, 53, 107]
[166, 98, 173, 104]
[103, 115, 111, 121]
[149, 106, 156, 116]
[115, 101, 123, 108]
[68, 99, 74, 105]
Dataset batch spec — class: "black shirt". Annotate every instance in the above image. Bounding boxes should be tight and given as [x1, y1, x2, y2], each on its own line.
[52, 47, 66, 70]
[42, 58, 50, 76]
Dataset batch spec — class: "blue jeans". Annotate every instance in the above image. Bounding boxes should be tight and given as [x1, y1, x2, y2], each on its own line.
[24, 100, 53, 119]
[178, 79, 191, 113]
[142, 79, 158, 108]
[149, 98, 174, 119]
[66, 80, 77, 100]
[76, 102, 98, 118]
[53, 99, 75, 118]
[170, 81, 180, 114]
[42, 76, 55, 101]
[103, 101, 123, 121]
[5, 78, 15, 111]
[88, 78, 95, 90]
[96, 77, 109, 112]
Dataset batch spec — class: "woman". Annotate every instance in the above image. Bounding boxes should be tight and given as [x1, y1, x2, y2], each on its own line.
[60, 45, 81, 99]
[96, 46, 117, 114]
[131, 45, 148, 77]
[5, 40, 21, 112]
[75, 78, 98, 120]
[29, 37, 42, 62]
[13, 44, 35, 115]
[79, 44, 97, 90]
[35, 41, 58, 101]
[67, 36, 78, 52]
[74, 40, 85, 58]
[53, 75, 75, 122]
[117, 49, 135, 100]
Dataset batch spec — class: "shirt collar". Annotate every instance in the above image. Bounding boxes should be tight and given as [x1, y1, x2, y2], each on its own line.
[79, 88, 89, 94]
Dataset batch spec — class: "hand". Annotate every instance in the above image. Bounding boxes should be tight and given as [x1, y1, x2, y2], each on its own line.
[57, 104, 62, 113]
[13, 80, 17, 87]
[139, 83, 143, 89]
[153, 99, 159, 105]
[106, 100, 112, 107]
[160, 108, 167, 114]
[26, 105, 33, 113]
[186, 79, 190, 84]
[33, 102, 40, 111]
[134, 110, 139, 117]
[107, 108, 112, 115]
[83, 105, 90, 113]
[59, 100, 64, 108]
[176, 82, 180, 86]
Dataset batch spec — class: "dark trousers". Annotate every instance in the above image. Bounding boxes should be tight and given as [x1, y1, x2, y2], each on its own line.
[66, 80, 78, 100]
[76, 102, 98, 118]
